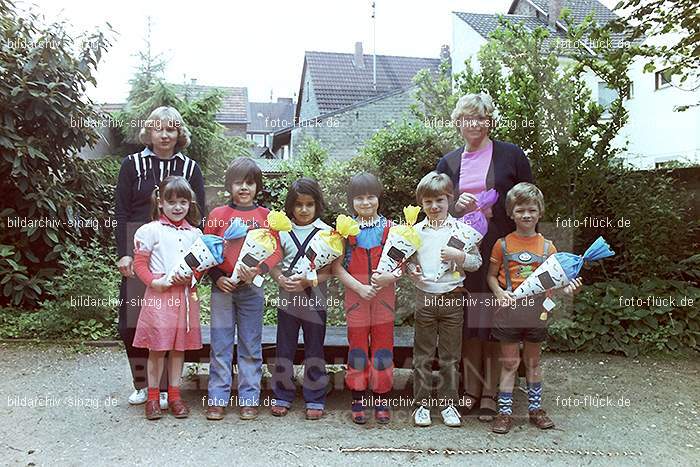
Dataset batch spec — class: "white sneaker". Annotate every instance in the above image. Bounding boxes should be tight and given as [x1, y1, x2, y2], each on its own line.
[128, 388, 147, 405]
[441, 405, 462, 427]
[160, 392, 169, 410]
[412, 405, 431, 427]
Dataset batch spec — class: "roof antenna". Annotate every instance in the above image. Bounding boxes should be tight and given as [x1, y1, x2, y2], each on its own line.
[372, 1, 377, 92]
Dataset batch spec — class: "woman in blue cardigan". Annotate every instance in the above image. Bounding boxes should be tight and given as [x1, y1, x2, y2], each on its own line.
[436, 93, 532, 421]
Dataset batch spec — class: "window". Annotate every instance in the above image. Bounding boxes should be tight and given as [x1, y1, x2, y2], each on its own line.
[655, 160, 674, 169]
[598, 82, 618, 117]
[251, 134, 265, 146]
[627, 81, 634, 99]
[655, 68, 673, 90]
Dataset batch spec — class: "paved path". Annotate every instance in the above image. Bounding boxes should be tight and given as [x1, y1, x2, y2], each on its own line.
[0, 343, 698, 466]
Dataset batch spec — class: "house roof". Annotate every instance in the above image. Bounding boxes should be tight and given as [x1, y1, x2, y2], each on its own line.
[513, 0, 618, 25]
[251, 156, 286, 174]
[248, 146, 275, 159]
[98, 103, 125, 114]
[457, 0, 629, 55]
[248, 100, 295, 133]
[172, 84, 250, 124]
[454, 12, 576, 53]
[301, 51, 440, 116]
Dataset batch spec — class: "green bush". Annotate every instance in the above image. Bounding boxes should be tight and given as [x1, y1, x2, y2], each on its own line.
[548, 274, 700, 356]
[360, 121, 450, 222]
[28, 240, 120, 339]
[260, 137, 375, 223]
[0, 1, 114, 307]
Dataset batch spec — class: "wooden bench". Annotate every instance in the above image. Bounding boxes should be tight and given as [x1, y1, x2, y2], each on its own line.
[184, 325, 416, 368]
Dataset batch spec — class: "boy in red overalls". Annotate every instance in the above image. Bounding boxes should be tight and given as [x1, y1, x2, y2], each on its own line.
[333, 173, 398, 425]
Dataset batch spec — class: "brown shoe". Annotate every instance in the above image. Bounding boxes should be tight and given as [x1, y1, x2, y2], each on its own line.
[492, 413, 513, 434]
[169, 399, 190, 418]
[271, 405, 289, 417]
[305, 408, 323, 420]
[205, 406, 225, 421]
[145, 400, 162, 420]
[529, 408, 554, 429]
[239, 406, 259, 420]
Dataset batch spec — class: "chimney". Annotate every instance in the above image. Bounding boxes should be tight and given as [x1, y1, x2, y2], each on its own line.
[353, 42, 365, 68]
[440, 44, 452, 76]
[440, 44, 451, 62]
[548, 0, 562, 28]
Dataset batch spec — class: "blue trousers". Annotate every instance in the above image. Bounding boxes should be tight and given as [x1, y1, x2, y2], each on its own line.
[207, 284, 264, 407]
[271, 294, 328, 410]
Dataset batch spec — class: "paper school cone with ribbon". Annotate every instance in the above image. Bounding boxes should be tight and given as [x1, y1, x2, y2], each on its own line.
[375, 206, 422, 274]
[165, 218, 248, 286]
[512, 236, 615, 299]
[459, 189, 498, 236]
[433, 222, 483, 282]
[297, 214, 360, 281]
[231, 211, 292, 286]
[165, 235, 226, 286]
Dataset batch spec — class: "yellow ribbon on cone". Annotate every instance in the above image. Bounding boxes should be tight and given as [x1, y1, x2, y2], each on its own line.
[247, 229, 277, 254]
[317, 214, 360, 255]
[267, 211, 293, 232]
[389, 205, 422, 249]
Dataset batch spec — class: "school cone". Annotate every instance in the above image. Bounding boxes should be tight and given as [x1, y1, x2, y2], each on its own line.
[512, 236, 615, 299]
[231, 211, 292, 286]
[433, 224, 483, 281]
[298, 215, 360, 279]
[510, 254, 570, 299]
[165, 235, 225, 286]
[375, 206, 422, 274]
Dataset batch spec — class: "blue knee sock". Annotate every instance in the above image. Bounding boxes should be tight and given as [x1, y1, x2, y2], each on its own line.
[527, 382, 542, 412]
[497, 392, 513, 415]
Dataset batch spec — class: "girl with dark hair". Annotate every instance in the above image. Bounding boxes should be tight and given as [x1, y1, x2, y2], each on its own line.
[267, 177, 333, 420]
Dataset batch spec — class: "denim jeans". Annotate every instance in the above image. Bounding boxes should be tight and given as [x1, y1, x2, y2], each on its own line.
[207, 284, 264, 407]
[271, 295, 328, 410]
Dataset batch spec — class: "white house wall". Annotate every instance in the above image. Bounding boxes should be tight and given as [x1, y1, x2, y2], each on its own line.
[452, 15, 700, 169]
[452, 14, 487, 77]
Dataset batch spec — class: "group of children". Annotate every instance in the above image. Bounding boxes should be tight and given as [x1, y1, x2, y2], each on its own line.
[130, 156, 580, 434]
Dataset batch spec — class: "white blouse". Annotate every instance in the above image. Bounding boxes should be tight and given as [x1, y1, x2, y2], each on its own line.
[133, 219, 202, 275]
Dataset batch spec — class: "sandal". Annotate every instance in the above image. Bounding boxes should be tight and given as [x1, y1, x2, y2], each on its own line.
[374, 405, 391, 424]
[476, 395, 498, 422]
[351, 399, 368, 425]
[271, 405, 289, 417]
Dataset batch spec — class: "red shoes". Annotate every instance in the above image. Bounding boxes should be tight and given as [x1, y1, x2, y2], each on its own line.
[169, 399, 190, 418]
[145, 400, 162, 420]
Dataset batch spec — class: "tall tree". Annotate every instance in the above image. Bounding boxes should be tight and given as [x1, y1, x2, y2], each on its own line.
[0, 0, 113, 305]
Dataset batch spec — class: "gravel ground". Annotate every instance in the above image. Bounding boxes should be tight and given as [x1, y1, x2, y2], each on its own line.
[0, 342, 698, 466]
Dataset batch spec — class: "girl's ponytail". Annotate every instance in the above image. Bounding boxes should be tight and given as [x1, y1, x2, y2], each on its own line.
[150, 185, 161, 221]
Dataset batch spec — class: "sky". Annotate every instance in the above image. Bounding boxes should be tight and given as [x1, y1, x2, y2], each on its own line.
[22, 0, 618, 104]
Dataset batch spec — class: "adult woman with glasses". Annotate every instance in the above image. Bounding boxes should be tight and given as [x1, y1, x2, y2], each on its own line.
[435, 93, 533, 422]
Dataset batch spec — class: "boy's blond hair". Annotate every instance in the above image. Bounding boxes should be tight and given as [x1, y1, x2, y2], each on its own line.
[415, 171, 454, 204]
[505, 182, 545, 216]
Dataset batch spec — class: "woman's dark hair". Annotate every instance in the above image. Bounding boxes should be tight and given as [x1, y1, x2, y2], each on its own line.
[347, 172, 383, 214]
[285, 177, 326, 222]
[150, 175, 202, 225]
[224, 157, 263, 198]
